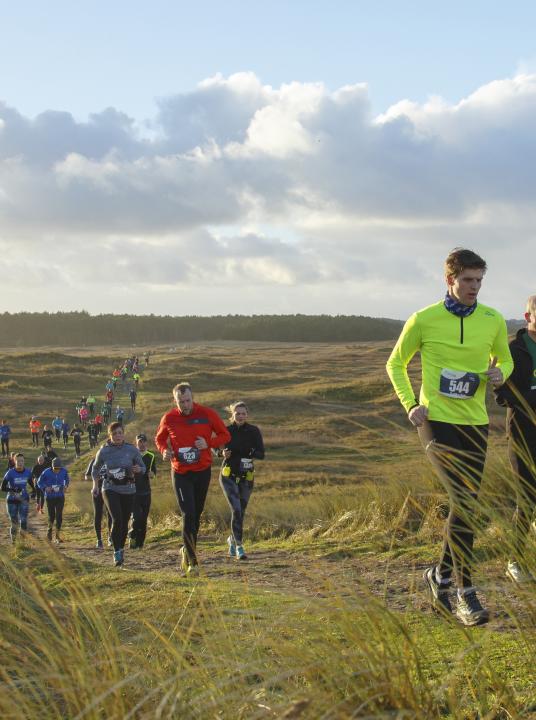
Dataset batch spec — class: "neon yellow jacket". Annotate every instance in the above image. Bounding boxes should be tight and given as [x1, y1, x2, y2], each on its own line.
[386, 300, 514, 425]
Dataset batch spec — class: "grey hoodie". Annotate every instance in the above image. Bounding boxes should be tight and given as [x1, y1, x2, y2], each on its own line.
[92, 441, 145, 495]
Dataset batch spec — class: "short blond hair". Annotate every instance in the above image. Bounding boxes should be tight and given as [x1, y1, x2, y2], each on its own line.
[173, 382, 192, 398]
[526, 295, 536, 314]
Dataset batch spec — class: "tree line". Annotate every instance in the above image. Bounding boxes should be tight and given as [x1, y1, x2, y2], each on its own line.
[0, 312, 405, 346]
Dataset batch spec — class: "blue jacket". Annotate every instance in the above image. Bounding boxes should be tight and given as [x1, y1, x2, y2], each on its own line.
[2, 468, 34, 501]
[62, 422, 70, 435]
[52, 418, 63, 430]
[37, 467, 70, 499]
[0, 424, 11, 439]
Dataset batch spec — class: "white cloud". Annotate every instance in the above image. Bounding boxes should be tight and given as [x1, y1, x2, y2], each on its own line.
[1, 72, 535, 317]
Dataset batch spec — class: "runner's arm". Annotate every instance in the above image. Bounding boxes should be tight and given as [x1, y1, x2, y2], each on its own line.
[250, 427, 265, 459]
[490, 320, 514, 385]
[207, 410, 232, 448]
[385, 313, 422, 413]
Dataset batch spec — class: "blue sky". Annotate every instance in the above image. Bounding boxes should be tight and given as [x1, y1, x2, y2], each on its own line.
[0, 1, 535, 317]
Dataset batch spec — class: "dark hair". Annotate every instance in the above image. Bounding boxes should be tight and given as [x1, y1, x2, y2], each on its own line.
[108, 421, 123, 434]
[444, 248, 487, 280]
[15, 453, 24, 459]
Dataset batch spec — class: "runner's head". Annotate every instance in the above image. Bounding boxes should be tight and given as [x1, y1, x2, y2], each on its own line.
[37, 454, 45, 465]
[173, 382, 194, 415]
[525, 295, 536, 332]
[444, 248, 487, 307]
[14, 453, 24, 470]
[229, 401, 248, 425]
[108, 422, 124, 445]
[136, 433, 147, 452]
[52, 458, 61, 472]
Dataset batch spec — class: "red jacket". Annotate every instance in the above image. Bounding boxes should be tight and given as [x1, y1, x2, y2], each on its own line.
[155, 403, 230, 474]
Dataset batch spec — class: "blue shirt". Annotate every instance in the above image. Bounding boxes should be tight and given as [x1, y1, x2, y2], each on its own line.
[52, 418, 63, 430]
[62, 422, 70, 435]
[37, 467, 70, 498]
[2, 468, 33, 501]
[0, 424, 11, 439]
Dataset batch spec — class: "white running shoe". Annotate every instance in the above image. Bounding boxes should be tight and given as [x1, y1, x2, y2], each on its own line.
[506, 560, 532, 584]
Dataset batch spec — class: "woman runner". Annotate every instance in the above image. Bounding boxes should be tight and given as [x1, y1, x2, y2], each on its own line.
[38, 458, 70, 543]
[219, 402, 265, 560]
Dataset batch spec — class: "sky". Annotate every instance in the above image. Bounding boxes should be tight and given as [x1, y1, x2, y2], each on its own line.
[0, 1, 535, 319]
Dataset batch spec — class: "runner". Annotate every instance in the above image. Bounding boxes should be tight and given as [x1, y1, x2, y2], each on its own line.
[128, 433, 156, 549]
[155, 382, 231, 575]
[495, 294, 536, 583]
[85, 458, 111, 549]
[42, 447, 59, 468]
[29, 417, 41, 447]
[115, 406, 125, 426]
[106, 389, 114, 404]
[94, 411, 103, 436]
[42, 424, 54, 451]
[91, 423, 144, 567]
[129, 388, 137, 413]
[1, 453, 35, 542]
[132, 372, 140, 388]
[88, 420, 99, 449]
[37, 458, 70, 543]
[87, 394, 96, 415]
[31, 454, 47, 514]
[61, 419, 70, 448]
[219, 401, 265, 560]
[386, 248, 513, 626]
[79, 405, 90, 428]
[70, 424, 84, 458]
[5, 452, 16, 472]
[0, 419, 11, 457]
[52, 416, 63, 442]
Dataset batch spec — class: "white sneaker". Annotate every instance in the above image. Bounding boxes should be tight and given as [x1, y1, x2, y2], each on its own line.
[506, 560, 532, 584]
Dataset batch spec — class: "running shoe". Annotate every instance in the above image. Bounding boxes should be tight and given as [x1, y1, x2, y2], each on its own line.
[180, 546, 189, 574]
[236, 545, 248, 561]
[506, 560, 532, 584]
[423, 566, 452, 615]
[227, 535, 236, 557]
[96, 539, 104, 549]
[129, 538, 138, 549]
[108, 535, 113, 547]
[455, 589, 489, 626]
[55, 532, 63, 544]
[113, 549, 124, 567]
[46, 527, 53, 541]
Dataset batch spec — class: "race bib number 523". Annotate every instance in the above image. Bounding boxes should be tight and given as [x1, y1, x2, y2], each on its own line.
[439, 369, 480, 400]
[178, 447, 200, 464]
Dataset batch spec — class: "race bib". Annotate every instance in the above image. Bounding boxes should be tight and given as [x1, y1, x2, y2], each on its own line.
[439, 369, 480, 400]
[52, 485, 60, 493]
[239, 458, 254, 473]
[177, 447, 200, 465]
[108, 467, 127, 482]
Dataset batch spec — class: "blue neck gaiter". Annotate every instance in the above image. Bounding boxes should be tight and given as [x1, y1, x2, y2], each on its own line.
[444, 292, 477, 318]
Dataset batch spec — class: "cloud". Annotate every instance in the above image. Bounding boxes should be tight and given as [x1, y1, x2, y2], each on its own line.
[1, 71, 535, 316]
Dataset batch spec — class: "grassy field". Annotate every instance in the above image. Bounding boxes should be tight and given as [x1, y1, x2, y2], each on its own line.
[0, 343, 535, 719]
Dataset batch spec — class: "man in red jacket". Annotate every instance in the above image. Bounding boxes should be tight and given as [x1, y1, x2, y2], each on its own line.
[155, 382, 230, 575]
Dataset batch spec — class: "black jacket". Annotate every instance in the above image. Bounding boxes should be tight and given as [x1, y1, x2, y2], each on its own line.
[223, 422, 265, 477]
[494, 328, 536, 438]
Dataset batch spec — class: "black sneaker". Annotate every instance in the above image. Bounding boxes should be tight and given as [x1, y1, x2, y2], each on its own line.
[455, 590, 489, 626]
[423, 566, 452, 615]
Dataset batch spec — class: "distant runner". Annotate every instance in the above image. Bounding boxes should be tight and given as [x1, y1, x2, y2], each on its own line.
[91, 423, 144, 567]
[219, 402, 265, 560]
[495, 294, 536, 583]
[86, 457, 112, 549]
[29, 417, 41, 447]
[155, 382, 230, 575]
[87, 394, 96, 415]
[61, 419, 70, 448]
[32, 454, 47, 514]
[42, 425, 54, 451]
[115, 406, 125, 426]
[70, 424, 84, 458]
[88, 420, 99, 449]
[2, 453, 35, 542]
[38, 458, 70, 543]
[386, 248, 513, 626]
[128, 433, 156, 549]
[0, 420, 11, 457]
[52, 416, 63, 442]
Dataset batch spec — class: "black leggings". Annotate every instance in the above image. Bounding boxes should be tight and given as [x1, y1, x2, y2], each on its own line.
[92, 492, 112, 542]
[1, 438, 9, 456]
[420, 421, 488, 588]
[219, 476, 253, 544]
[173, 468, 211, 564]
[102, 490, 134, 551]
[46, 496, 65, 530]
[36, 487, 45, 511]
[129, 493, 151, 547]
[509, 424, 536, 560]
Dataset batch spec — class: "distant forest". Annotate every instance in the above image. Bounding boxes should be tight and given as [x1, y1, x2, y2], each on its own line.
[0, 312, 404, 346]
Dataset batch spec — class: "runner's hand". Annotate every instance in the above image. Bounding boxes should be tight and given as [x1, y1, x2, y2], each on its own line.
[162, 449, 173, 461]
[132, 464, 142, 474]
[194, 436, 208, 450]
[485, 356, 504, 386]
[408, 405, 428, 427]
[222, 448, 232, 460]
[91, 485, 100, 497]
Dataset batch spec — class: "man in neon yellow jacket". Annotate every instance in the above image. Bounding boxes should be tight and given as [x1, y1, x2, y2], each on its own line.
[387, 248, 513, 627]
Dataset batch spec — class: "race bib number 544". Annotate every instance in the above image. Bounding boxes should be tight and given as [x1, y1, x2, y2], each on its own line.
[439, 369, 480, 400]
[178, 447, 200, 464]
